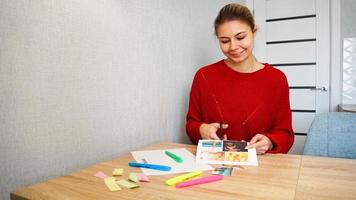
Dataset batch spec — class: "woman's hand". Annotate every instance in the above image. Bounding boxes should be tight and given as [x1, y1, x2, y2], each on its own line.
[247, 134, 273, 154]
[199, 123, 228, 140]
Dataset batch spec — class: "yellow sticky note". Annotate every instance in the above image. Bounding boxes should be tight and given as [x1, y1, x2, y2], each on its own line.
[104, 177, 121, 191]
[113, 168, 124, 176]
[117, 179, 139, 189]
[128, 173, 139, 183]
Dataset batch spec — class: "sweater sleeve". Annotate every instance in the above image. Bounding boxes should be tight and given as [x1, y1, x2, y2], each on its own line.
[266, 74, 295, 153]
[186, 72, 203, 144]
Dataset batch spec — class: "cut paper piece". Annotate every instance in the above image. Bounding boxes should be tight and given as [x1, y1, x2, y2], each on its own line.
[113, 168, 124, 176]
[117, 179, 139, 189]
[212, 166, 242, 176]
[104, 177, 121, 191]
[138, 173, 150, 182]
[94, 171, 108, 179]
[129, 173, 139, 183]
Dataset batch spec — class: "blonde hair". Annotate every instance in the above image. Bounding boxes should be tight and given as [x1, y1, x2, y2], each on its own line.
[214, 3, 256, 36]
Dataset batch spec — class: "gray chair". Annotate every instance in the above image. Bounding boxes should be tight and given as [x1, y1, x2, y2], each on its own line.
[303, 112, 356, 159]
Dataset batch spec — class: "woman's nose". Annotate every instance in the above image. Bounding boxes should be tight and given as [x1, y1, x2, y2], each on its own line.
[229, 39, 240, 51]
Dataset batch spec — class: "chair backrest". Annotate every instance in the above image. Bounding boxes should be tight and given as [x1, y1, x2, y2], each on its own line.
[303, 112, 356, 159]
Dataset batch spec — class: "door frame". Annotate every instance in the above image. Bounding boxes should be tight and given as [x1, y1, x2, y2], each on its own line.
[247, 0, 333, 114]
[330, 0, 342, 111]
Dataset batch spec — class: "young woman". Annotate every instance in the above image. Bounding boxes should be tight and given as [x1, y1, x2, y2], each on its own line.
[186, 3, 294, 154]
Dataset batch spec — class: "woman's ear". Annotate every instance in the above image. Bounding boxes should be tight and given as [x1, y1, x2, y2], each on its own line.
[253, 26, 258, 37]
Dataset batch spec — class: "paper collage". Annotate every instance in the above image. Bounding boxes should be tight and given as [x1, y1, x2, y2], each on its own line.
[196, 140, 258, 166]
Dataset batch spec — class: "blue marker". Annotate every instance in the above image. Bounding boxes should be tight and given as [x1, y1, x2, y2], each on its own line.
[128, 162, 171, 171]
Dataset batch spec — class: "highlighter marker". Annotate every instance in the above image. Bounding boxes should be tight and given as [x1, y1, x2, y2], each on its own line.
[176, 175, 223, 188]
[165, 170, 203, 186]
[165, 151, 183, 163]
[128, 162, 171, 171]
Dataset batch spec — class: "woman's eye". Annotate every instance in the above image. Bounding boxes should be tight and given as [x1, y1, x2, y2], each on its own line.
[220, 40, 230, 44]
[236, 36, 246, 40]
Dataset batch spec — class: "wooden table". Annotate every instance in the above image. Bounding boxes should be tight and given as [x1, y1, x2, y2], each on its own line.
[11, 142, 356, 200]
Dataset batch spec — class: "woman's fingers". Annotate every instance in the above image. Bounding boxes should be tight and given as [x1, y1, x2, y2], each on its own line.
[246, 134, 262, 149]
[222, 134, 227, 140]
[249, 134, 264, 144]
[246, 134, 272, 154]
[200, 123, 227, 140]
[210, 123, 228, 140]
[200, 122, 230, 140]
[212, 123, 220, 129]
[209, 132, 221, 140]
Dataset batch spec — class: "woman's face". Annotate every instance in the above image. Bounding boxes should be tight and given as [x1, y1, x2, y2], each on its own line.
[216, 20, 255, 64]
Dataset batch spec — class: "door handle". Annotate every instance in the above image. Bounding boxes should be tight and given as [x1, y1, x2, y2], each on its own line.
[310, 86, 328, 91]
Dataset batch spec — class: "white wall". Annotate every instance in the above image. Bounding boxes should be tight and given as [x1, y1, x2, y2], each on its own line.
[0, 1, 243, 199]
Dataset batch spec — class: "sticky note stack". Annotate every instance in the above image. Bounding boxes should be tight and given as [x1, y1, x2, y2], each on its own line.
[94, 168, 150, 192]
[113, 168, 124, 176]
[117, 179, 139, 189]
[104, 177, 121, 191]
[128, 173, 139, 183]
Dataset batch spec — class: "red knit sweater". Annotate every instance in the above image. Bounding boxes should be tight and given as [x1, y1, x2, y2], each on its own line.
[186, 60, 294, 153]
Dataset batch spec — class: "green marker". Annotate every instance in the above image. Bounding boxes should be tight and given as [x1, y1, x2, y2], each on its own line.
[165, 151, 183, 163]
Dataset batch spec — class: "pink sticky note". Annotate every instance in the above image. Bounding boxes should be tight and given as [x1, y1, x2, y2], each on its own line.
[138, 173, 150, 182]
[94, 171, 108, 179]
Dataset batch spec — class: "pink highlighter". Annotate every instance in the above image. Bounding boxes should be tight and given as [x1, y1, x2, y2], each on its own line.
[175, 175, 223, 188]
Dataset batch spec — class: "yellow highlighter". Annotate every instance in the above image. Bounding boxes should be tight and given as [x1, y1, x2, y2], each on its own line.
[165, 170, 203, 186]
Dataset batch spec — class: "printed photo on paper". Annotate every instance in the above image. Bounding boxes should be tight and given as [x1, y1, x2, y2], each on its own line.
[196, 140, 258, 166]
